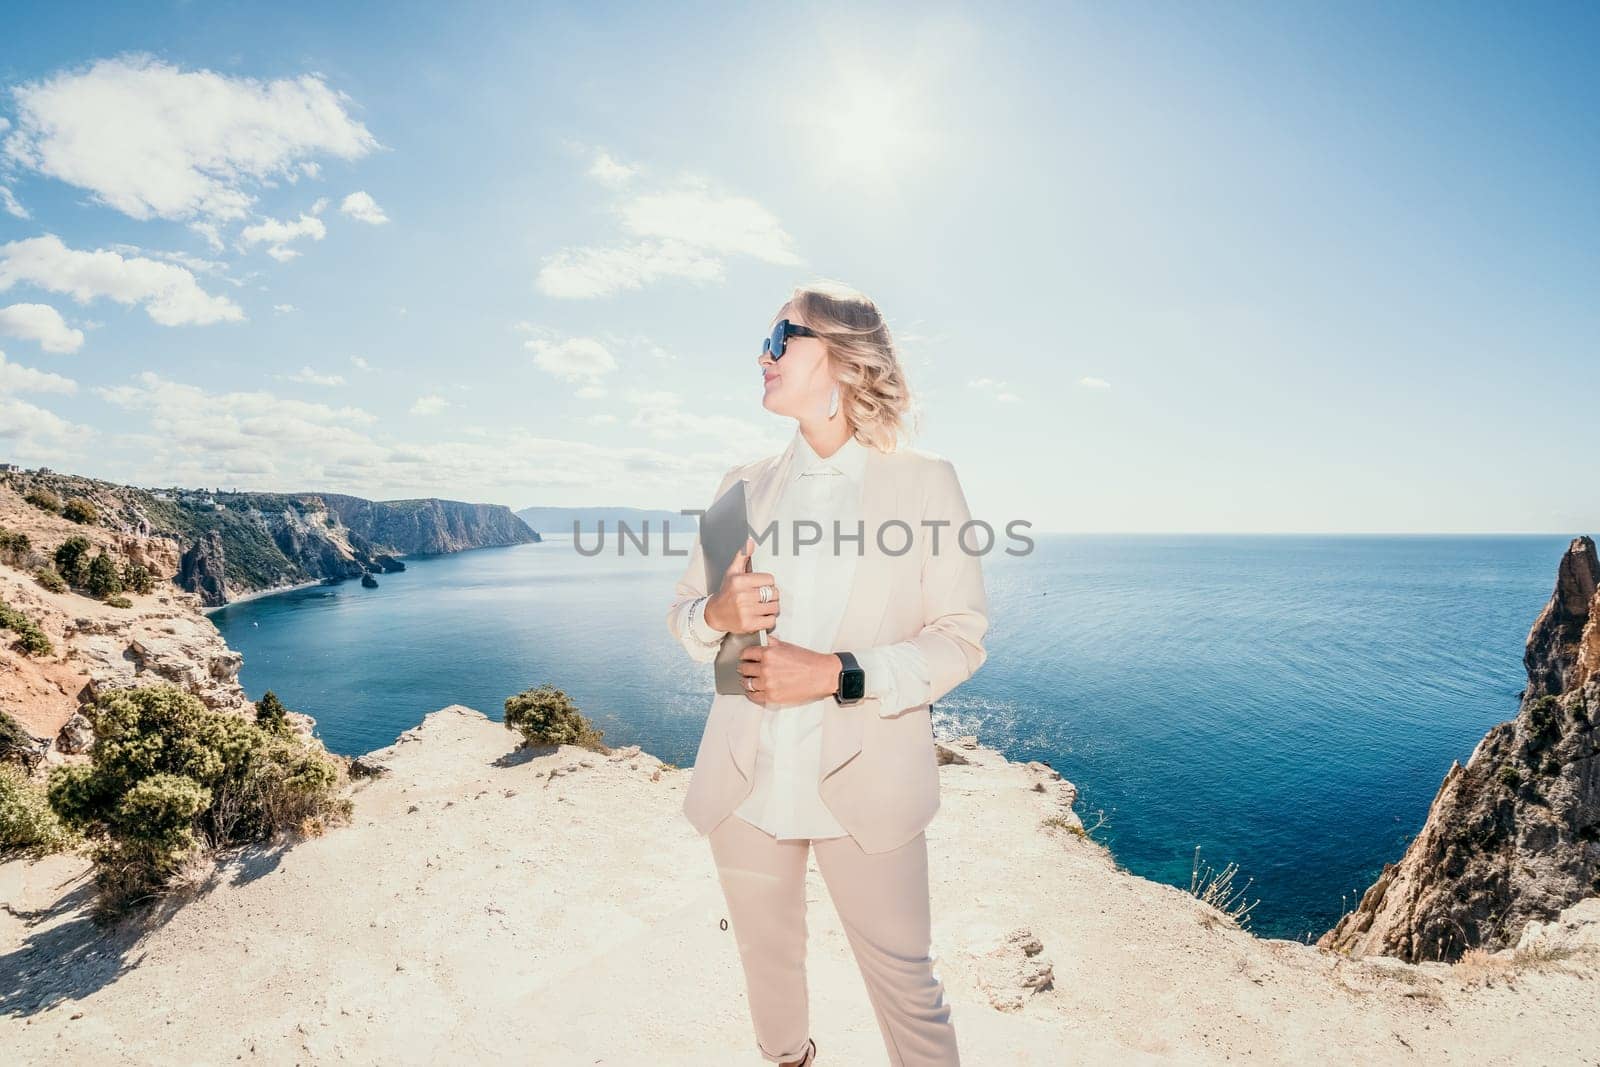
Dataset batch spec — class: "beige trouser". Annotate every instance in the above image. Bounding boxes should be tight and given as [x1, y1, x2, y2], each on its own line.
[707, 812, 962, 1065]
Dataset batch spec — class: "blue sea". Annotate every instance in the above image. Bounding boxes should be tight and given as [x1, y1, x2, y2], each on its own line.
[208, 533, 1570, 942]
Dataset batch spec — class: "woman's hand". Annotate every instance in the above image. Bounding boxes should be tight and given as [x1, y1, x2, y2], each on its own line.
[738, 636, 842, 706]
[704, 536, 780, 634]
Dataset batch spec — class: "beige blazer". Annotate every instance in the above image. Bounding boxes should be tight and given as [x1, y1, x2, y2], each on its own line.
[668, 434, 990, 854]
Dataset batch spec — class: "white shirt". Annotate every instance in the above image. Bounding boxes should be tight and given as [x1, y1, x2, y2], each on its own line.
[675, 426, 933, 840]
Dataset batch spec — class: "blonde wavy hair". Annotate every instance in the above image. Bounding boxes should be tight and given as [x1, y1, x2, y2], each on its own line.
[779, 279, 919, 453]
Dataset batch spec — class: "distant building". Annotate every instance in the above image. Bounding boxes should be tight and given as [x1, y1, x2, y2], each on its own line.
[0, 463, 19, 473]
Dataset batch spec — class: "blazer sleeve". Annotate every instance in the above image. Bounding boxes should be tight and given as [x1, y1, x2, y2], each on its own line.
[666, 464, 742, 663]
[858, 456, 990, 712]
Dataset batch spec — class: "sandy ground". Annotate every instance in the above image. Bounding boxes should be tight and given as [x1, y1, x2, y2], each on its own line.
[3, 705, 1598, 1066]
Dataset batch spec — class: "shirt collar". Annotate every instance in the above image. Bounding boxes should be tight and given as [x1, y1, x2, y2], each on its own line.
[788, 424, 868, 485]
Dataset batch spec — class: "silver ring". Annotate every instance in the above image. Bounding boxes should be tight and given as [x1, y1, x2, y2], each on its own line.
[758, 584, 773, 603]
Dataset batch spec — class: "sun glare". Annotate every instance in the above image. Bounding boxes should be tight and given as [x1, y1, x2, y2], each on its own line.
[793, 62, 943, 191]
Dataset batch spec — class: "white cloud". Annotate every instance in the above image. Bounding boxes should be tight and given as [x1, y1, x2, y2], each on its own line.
[238, 212, 327, 261]
[95, 372, 379, 472]
[1079, 376, 1111, 390]
[0, 185, 27, 220]
[1, 53, 379, 223]
[0, 349, 86, 461]
[107, 244, 231, 277]
[0, 302, 84, 353]
[588, 150, 637, 190]
[537, 175, 802, 299]
[575, 383, 608, 399]
[536, 241, 724, 300]
[190, 221, 224, 252]
[968, 377, 1021, 403]
[627, 388, 775, 454]
[618, 185, 803, 263]
[0, 392, 87, 460]
[524, 334, 618, 383]
[0, 234, 244, 326]
[350, 354, 370, 369]
[0, 349, 77, 394]
[283, 365, 345, 386]
[410, 394, 448, 415]
[273, 303, 297, 314]
[339, 190, 389, 225]
[83, 370, 756, 507]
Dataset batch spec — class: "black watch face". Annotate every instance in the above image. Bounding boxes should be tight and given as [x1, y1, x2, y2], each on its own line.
[840, 668, 866, 702]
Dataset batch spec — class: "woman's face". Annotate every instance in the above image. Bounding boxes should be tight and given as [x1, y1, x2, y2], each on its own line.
[757, 306, 833, 420]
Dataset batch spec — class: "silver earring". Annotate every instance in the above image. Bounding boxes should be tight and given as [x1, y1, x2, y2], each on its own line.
[827, 385, 840, 418]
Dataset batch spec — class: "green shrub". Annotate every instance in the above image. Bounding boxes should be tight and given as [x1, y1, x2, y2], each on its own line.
[24, 488, 60, 513]
[63, 497, 98, 525]
[0, 527, 33, 567]
[504, 684, 606, 750]
[1526, 695, 1563, 751]
[0, 599, 53, 657]
[46, 684, 352, 921]
[34, 567, 66, 593]
[53, 535, 91, 586]
[0, 764, 78, 855]
[1498, 765, 1522, 790]
[254, 690, 291, 735]
[121, 560, 155, 595]
[105, 594, 133, 609]
[86, 550, 123, 599]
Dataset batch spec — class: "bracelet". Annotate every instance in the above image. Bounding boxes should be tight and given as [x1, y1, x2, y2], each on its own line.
[687, 596, 724, 645]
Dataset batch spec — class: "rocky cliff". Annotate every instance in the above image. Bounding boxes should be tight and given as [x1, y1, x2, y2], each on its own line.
[320, 492, 537, 556]
[0, 468, 539, 607]
[0, 478, 318, 764]
[1319, 535, 1600, 962]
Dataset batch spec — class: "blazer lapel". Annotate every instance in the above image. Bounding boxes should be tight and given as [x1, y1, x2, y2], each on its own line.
[819, 445, 898, 781]
[725, 437, 798, 778]
[724, 439, 901, 785]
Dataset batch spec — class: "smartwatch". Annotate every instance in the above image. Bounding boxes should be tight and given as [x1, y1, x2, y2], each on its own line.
[833, 651, 866, 706]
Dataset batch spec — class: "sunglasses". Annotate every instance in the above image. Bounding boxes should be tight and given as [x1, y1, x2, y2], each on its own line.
[761, 318, 820, 361]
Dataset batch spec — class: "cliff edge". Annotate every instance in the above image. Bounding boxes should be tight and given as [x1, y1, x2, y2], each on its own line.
[1320, 536, 1600, 963]
[3, 706, 1597, 1064]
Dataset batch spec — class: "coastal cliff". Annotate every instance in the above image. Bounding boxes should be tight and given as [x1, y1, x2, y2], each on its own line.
[1320, 536, 1600, 962]
[0, 467, 539, 607]
[320, 492, 538, 557]
[0, 478, 321, 760]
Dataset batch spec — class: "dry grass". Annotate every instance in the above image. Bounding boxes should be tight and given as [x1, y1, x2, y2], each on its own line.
[1189, 845, 1259, 930]
[1454, 940, 1594, 986]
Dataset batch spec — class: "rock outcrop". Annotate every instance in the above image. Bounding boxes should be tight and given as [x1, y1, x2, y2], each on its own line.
[1320, 535, 1600, 962]
[176, 529, 227, 606]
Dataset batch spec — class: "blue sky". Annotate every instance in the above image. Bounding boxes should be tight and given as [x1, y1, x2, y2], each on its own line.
[0, 1, 1594, 532]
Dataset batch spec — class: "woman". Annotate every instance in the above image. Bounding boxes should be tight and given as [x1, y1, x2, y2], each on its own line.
[666, 279, 989, 1066]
